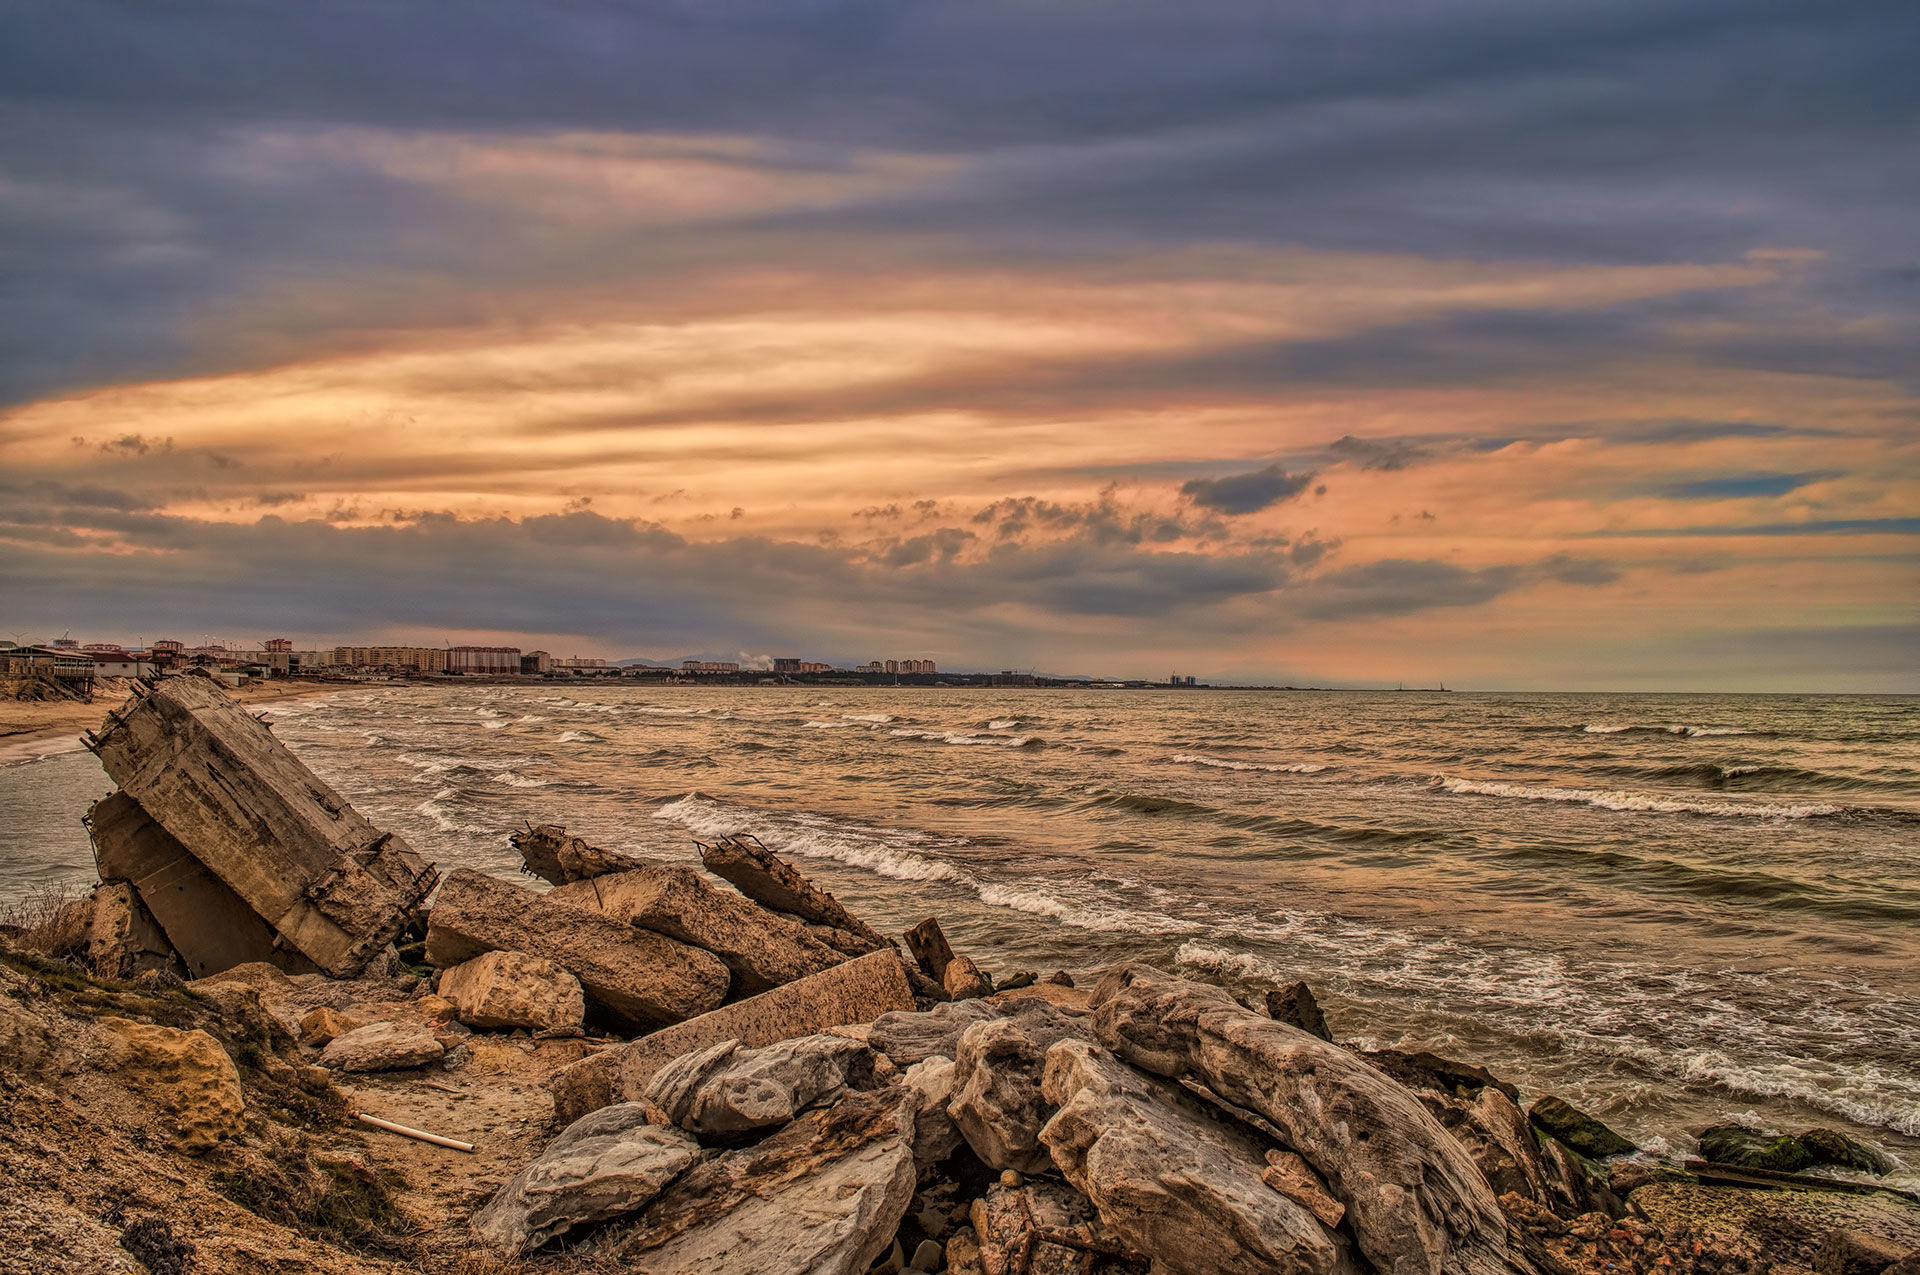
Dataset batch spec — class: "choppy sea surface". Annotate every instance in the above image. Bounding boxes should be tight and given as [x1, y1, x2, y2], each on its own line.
[5, 686, 1917, 1172]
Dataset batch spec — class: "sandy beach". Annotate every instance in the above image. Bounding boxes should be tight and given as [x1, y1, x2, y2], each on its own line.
[0, 678, 340, 767]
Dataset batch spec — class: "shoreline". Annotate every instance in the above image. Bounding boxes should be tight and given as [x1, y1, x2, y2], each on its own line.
[0, 679, 341, 767]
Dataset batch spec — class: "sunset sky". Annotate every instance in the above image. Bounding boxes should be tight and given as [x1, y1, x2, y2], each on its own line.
[2, 2, 1914, 689]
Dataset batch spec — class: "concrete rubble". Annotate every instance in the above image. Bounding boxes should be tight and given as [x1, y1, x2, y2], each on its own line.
[20, 674, 1918, 1275]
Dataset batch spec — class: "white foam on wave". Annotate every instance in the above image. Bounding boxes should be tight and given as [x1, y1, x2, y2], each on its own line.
[1681, 726, 1751, 737]
[482, 719, 510, 730]
[413, 787, 493, 834]
[653, 794, 972, 884]
[844, 712, 893, 723]
[493, 770, 548, 788]
[1584, 724, 1632, 734]
[802, 720, 856, 729]
[558, 730, 604, 744]
[890, 727, 1036, 748]
[988, 719, 1019, 730]
[639, 705, 716, 717]
[1171, 752, 1328, 774]
[1433, 776, 1841, 819]
[977, 883, 1191, 935]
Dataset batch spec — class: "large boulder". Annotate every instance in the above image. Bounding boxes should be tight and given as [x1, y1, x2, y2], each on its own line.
[869, 999, 1003, 1068]
[1264, 981, 1332, 1042]
[98, 1016, 244, 1152]
[1039, 1038, 1353, 1275]
[437, 950, 585, 1034]
[426, 868, 729, 1028]
[84, 880, 185, 980]
[642, 1035, 880, 1137]
[317, 1020, 445, 1072]
[593, 1087, 918, 1275]
[471, 1102, 702, 1253]
[901, 1056, 962, 1169]
[1527, 1096, 1635, 1160]
[1091, 964, 1517, 1275]
[551, 864, 845, 996]
[947, 1000, 1090, 1173]
[551, 950, 915, 1124]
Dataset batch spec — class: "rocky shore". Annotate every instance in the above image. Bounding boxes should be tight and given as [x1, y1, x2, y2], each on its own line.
[2, 672, 1914, 1275]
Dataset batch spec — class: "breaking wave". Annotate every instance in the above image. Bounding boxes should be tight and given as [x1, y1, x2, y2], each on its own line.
[1433, 776, 1843, 819]
[1170, 753, 1328, 774]
[890, 727, 1038, 748]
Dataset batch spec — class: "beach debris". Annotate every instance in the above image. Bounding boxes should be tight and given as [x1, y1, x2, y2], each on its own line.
[640, 1034, 880, 1137]
[354, 1111, 477, 1153]
[903, 915, 993, 1001]
[948, 1000, 1093, 1174]
[318, 1020, 446, 1072]
[551, 948, 915, 1123]
[968, 1178, 1135, 1275]
[470, 1103, 699, 1251]
[85, 674, 437, 977]
[83, 879, 185, 980]
[1264, 980, 1332, 1042]
[695, 833, 888, 954]
[551, 863, 846, 997]
[1090, 962, 1521, 1275]
[425, 867, 730, 1029]
[509, 822, 654, 885]
[1039, 1037, 1350, 1275]
[98, 1016, 246, 1153]
[435, 949, 586, 1035]
[1528, 1095, 1637, 1160]
[590, 1086, 919, 1275]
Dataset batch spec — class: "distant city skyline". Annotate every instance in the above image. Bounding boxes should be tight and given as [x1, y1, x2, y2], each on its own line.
[1, 3, 1914, 692]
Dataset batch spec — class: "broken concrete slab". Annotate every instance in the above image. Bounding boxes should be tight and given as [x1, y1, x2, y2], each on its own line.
[86, 675, 437, 977]
[695, 834, 886, 953]
[436, 950, 585, 1035]
[550, 864, 845, 996]
[425, 868, 729, 1029]
[552, 949, 916, 1124]
[84, 880, 185, 981]
[969, 1180, 1127, 1275]
[593, 1087, 918, 1275]
[509, 823, 655, 886]
[317, 1020, 445, 1072]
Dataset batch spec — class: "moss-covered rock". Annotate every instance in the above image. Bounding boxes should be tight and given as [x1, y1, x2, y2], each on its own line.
[1696, 1124, 1812, 1172]
[1528, 1095, 1636, 1159]
[1797, 1127, 1894, 1176]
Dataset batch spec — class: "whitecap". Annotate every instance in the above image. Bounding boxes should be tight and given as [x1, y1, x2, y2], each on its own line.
[988, 719, 1019, 730]
[559, 729, 604, 744]
[493, 770, 549, 788]
[1432, 776, 1841, 819]
[1171, 752, 1327, 774]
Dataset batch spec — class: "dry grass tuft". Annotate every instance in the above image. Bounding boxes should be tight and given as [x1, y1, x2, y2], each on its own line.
[0, 881, 93, 957]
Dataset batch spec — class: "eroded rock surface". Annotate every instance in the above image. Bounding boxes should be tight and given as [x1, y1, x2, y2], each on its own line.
[436, 949, 585, 1034]
[98, 1016, 244, 1152]
[470, 1102, 701, 1253]
[870, 999, 1003, 1068]
[317, 1020, 444, 1072]
[947, 1000, 1090, 1173]
[642, 1034, 879, 1136]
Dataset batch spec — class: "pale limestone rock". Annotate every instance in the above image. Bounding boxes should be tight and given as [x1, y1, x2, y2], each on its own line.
[869, 999, 1003, 1067]
[946, 1000, 1089, 1173]
[596, 1087, 918, 1275]
[298, 1007, 366, 1046]
[1090, 964, 1516, 1275]
[551, 950, 914, 1123]
[902, 1055, 961, 1169]
[99, 1016, 244, 1152]
[436, 950, 585, 1034]
[318, 1020, 444, 1072]
[470, 1102, 701, 1253]
[1039, 1038, 1352, 1275]
[641, 1034, 877, 1136]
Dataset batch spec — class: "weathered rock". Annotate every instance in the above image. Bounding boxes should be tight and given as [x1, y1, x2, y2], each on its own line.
[595, 1087, 918, 1275]
[436, 950, 585, 1034]
[88, 791, 312, 979]
[1630, 1182, 1920, 1271]
[298, 1006, 366, 1046]
[86, 675, 437, 977]
[943, 953, 993, 1002]
[988, 981, 1095, 1013]
[948, 1000, 1091, 1173]
[642, 1034, 879, 1136]
[552, 950, 915, 1123]
[970, 1180, 1124, 1275]
[697, 834, 886, 953]
[1091, 963, 1515, 1275]
[1799, 1127, 1896, 1176]
[509, 822, 654, 885]
[1818, 1227, 1913, 1275]
[471, 1102, 701, 1253]
[318, 1020, 445, 1072]
[1265, 981, 1332, 1041]
[84, 880, 185, 980]
[1697, 1123, 1815, 1172]
[552, 864, 844, 996]
[1361, 1046, 1519, 1103]
[1528, 1095, 1635, 1160]
[870, 999, 1004, 1067]
[904, 916, 959, 982]
[1043, 970, 1075, 987]
[1039, 1037, 1352, 1275]
[946, 1229, 985, 1275]
[902, 1055, 962, 1168]
[99, 1016, 244, 1152]
[1264, 1150, 1346, 1229]
[425, 868, 729, 1028]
